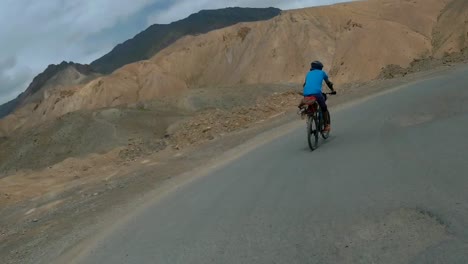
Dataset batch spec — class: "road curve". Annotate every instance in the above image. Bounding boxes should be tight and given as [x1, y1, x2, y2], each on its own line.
[75, 66, 468, 264]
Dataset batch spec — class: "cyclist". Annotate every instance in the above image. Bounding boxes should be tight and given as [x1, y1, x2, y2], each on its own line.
[301, 60, 336, 132]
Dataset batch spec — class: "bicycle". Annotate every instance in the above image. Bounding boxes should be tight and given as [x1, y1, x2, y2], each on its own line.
[298, 92, 335, 151]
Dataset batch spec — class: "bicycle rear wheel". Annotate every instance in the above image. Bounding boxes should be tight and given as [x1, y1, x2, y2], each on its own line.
[320, 120, 330, 139]
[307, 115, 319, 151]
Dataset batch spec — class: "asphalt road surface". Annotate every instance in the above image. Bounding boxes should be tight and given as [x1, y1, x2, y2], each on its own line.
[75, 66, 468, 264]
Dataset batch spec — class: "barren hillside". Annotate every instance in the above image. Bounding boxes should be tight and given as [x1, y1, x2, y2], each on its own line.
[0, 62, 97, 118]
[432, 0, 468, 57]
[1, 0, 467, 136]
[91, 7, 281, 74]
[150, 0, 450, 86]
[0, 7, 281, 124]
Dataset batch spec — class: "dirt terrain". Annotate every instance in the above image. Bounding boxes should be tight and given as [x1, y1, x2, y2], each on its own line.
[0, 84, 291, 174]
[0, 85, 302, 264]
[380, 48, 468, 79]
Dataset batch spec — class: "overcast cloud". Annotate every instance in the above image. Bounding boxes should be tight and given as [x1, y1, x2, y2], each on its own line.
[148, 0, 352, 25]
[0, 0, 350, 104]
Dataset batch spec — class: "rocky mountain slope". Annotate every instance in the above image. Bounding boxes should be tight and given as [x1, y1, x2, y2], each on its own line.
[0, 98, 18, 119]
[1, 0, 467, 137]
[0, 7, 281, 120]
[432, 0, 468, 57]
[150, 0, 449, 86]
[0, 62, 98, 119]
[90, 7, 281, 74]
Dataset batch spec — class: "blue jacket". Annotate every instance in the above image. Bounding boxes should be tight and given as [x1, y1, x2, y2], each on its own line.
[303, 70, 329, 96]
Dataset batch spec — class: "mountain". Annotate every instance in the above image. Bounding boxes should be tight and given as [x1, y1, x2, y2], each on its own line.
[432, 0, 468, 57]
[2, 0, 467, 136]
[90, 7, 282, 74]
[0, 61, 98, 118]
[19, 62, 96, 104]
[0, 98, 18, 119]
[146, 0, 451, 85]
[0, 7, 280, 120]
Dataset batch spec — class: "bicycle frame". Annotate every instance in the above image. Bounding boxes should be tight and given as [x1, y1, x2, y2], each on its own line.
[300, 92, 334, 151]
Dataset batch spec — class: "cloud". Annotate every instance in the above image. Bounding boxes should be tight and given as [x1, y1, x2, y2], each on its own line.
[0, 0, 154, 104]
[0, 56, 33, 103]
[147, 0, 352, 24]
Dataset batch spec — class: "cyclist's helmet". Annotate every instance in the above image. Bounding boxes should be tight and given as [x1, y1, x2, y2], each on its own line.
[311, 61, 324, 70]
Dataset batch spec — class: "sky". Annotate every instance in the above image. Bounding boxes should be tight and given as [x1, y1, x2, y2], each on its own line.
[0, 0, 351, 104]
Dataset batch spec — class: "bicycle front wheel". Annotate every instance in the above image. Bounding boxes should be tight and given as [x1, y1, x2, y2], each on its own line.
[307, 115, 319, 151]
[320, 111, 330, 139]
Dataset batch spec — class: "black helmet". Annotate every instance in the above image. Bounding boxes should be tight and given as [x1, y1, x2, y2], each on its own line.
[311, 61, 324, 70]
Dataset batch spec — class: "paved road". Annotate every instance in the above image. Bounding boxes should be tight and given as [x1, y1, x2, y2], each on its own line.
[76, 66, 468, 264]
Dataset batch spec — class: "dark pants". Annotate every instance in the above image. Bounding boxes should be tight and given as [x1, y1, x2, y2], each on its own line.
[304, 93, 328, 112]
